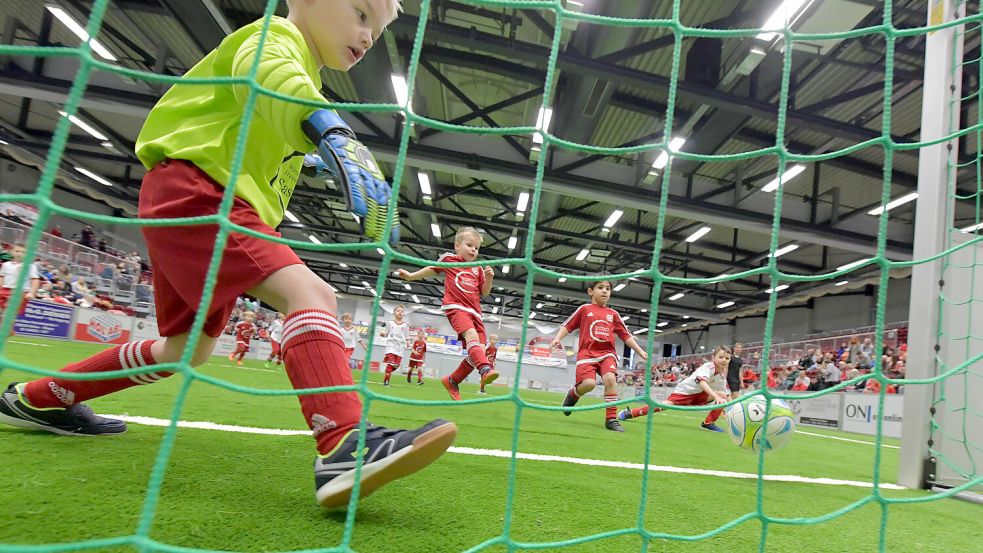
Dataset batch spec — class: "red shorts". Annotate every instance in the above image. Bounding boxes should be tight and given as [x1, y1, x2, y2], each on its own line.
[383, 353, 402, 366]
[270, 341, 281, 355]
[138, 159, 302, 337]
[408, 359, 423, 369]
[344, 347, 355, 358]
[575, 355, 619, 385]
[666, 391, 711, 405]
[235, 341, 250, 353]
[444, 308, 486, 343]
[0, 289, 29, 316]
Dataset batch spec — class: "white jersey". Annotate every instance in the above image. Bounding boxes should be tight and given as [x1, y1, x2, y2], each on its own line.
[673, 361, 729, 396]
[1, 261, 39, 291]
[385, 320, 409, 355]
[341, 326, 361, 349]
[268, 320, 284, 343]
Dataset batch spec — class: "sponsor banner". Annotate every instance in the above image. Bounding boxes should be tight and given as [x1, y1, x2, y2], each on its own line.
[785, 392, 842, 429]
[131, 318, 161, 342]
[14, 300, 73, 339]
[74, 308, 131, 344]
[253, 340, 272, 360]
[213, 335, 267, 360]
[647, 386, 672, 403]
[840, 393, 904, 438]
[213, 335, 237, 357]
[428, 342, 463, 355]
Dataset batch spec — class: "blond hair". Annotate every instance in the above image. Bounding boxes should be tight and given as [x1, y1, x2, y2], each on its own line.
[455, 226, 483, 244]
[712, 345, 732, 356]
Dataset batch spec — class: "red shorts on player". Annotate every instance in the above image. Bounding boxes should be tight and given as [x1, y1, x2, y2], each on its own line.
[666, 391, 711, 405]
[0, 288, 29, 316]
[270, 341, 281, 355]
[138, 159, 302, 338]
[444, 308, 486, 343]
[575, 355, 619, 385]
[383, 353, 402, 366]
[344, 347, 355, 358]
[408, 359, 423, 369]
[235, 341, 250, 353]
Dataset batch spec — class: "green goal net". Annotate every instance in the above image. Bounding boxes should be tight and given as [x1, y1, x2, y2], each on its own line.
[0, 1, 981, 552]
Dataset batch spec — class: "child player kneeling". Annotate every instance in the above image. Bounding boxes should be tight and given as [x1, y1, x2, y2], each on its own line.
[618, 345, 732, 432]
[552, 280, 648, 432]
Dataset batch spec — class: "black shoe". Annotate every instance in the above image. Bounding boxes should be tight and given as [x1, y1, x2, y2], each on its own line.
[0, 383, 126, 436]
[562, 391, 578, 416]
[417, 381, 424, 386]
[605, 419, 625, 432]
[314, 419, 457, 509]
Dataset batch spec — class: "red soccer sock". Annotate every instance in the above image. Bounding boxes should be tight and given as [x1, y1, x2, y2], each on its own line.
[417, 369, 422, 382]
[237, 351, 246, 361]
[383, 365, 394, 384]
[704, 408, 724, 425]
[22, 340, 163, 408]
[465, 341, 490, 371]
[604, 394, 619, 420]
[630, 405, 663, 418]
[569, 386, 582, 399]
[448, 358, 475, 384]
[280, 310, 362, 455]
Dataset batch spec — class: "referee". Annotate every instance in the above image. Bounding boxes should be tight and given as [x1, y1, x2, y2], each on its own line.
[727, 342, 744, 398]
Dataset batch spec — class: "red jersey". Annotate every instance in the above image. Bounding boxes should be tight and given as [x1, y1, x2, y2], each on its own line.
[433, 252, 485, 318]
[409, 339, 427, 361]
[235, 321, 256, 343]
[486, 344, 498, 365]
[561, 304, 630, 365]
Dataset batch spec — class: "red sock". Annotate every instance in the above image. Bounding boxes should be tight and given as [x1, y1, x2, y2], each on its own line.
[384, 365, 394, 384]
[604, 394, 618, 420]
[237, 352, 246, 361]
[23, 340, 163, 408]
[280, 310, 362, 455]
[704, 408, 723, 425]
[406, 370, 412, 382]
[631, 405, 662, 418]
[417, 369, 422, 382]
[466, 341, 490, 370]
[448, 358, 475, 384]
[568, 387, 581, 399]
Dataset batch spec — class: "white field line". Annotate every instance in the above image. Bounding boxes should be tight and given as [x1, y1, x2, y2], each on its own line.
[8, 340, 52, 347]
[104, 414, 904, 490]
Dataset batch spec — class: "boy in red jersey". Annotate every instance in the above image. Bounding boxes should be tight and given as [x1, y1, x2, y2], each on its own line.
[552, 280, 648, 432]
[0, 0, 457, 510]
[229, 310, 257, 366]
[407, 329, 427, 385]
[396, 227, 496, 400]
[478, 334, 498, 394]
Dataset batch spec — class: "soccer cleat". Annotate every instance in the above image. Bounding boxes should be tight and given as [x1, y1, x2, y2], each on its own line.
[605, 419, 625, 432]
[479, 368, 499, 388]
[562, 391, 579, 416]
[228, 353, 235, 361]
[617, 408, 633, 421]
[0, 383, 126, 436]
[700, 422, 725, 433]
[417, 381, 424, 386]
[314, 419, 458, 509]
[476, 389, 486, 395]
[440, 376, 460, 401]
[236, 360, 244, 367]
[383, 381, 390, 387]
[264, 360, 272, 369]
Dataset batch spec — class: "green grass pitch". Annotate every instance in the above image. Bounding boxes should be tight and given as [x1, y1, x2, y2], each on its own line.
[0, 337, 978, 552]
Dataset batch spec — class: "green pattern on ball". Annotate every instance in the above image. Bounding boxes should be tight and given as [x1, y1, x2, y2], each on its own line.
[726, 397, 796, 453]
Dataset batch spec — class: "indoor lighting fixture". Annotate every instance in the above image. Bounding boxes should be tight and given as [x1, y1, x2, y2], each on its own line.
[47, 5, 117, 61]
[668, 292, 685, 301]
[685, 226, 712, 243]
[603, 209, 624, 228]
[368, 288, 377, 296]
[339, 263, 348, 268]
[771, 243, 799, 258]
[576, 248, 590, 261]
[529, 312, 537, 319]
[495, 297, 501, 302]
[411, 294, 420, 303]
[836, 258, 871, 271]
[546, 294, 551, 298]
[308, 235, 321, 244]
[613, 283, 627, 292]
[403, 283, 412, 291]
[716, 301, 736, 309]
[558, 277, 567, 283]
[633, 328, 648, 335]
[681, 323, 688, 327]
[764, 284, 789, 293]
[74, 166, 114, 187]
[376, 248, 386, 255]
[657, 321, 669, 327]
[390, 74, 410, 110]
[508, 236, 518, 250]
[960, 222, 983, 233]
[59, 111, 108, 141]
[756, 0, 812, 42]
[868, 192, 919, 215]
[835, 280, 849, 287]
[502, 265, 510, 274]
[653, 137, 686, 170]
[622, 316, 630, 322]
[761, 164, 806, 193]
[492, 306, 499, 314]
[682, 315, 690, 319]
[284, 210, 300, 223]
[516, 192, 530, 214]
[533, 107, 553, 145]
[536, 302, 544, 309]
[430, 223, 441, 238]
[641, 308, 648, 313]
[417, 172, 432, 195]
[361, 281, 372, 289]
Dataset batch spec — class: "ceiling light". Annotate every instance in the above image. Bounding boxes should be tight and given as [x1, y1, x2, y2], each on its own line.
[633, 328, 648, 335]
[502, 265, 510, 274]
[836, 258, 871, 271]
[771, 243, 799, 258]
[613, 283, 627, 292]
[558, 277, 567, 283]
[339, 263, 348, 268]
[59, 111, 108, 141]
[47, 6, 117, 61]
[516, 192, 530, 214]
[403, 284, 412, 291]
[361, 281, 372, 289]
[641, 308, 648, 313]
[411, 294, 420, 303]
[546, 294, 551, 298]
[653, 137, 686, 170]
[74, 166, 114, 187]
[868, 192, 919, 215]
[417, 172, 432, 195]
[533, 107, 553, 145]
[430, 223, 441, 238]
[622, 316, 630, 322]
[368, 288, 377, 296]
[390, 74, 410, 110]
[492, 306, 499, 314]
[308, 235, 321, 244]
[657, 321, 669, 327]
[716, 301, 736, 309]
[681, 323, 688, 327]
[376, 248, 386, 255]
[756, 0, 812, 41]
[508, 236, 518, 250]
[603, 209, 624, 228]
[960, 222, 983, 233]
[835, 280, 849, 287]
[764, 284, 789, 293]
[761, 164, 806, 193]
[685, 226, 712, 243]
[576, 248, 590, 261]
[682, 315, 690, 319]
[284, 210, 300, 223]
[495, 297, 501, 302]
[668, 292, 685, 301]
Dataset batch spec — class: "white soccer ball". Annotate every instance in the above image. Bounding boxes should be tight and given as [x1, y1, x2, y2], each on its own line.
[724, 396, 796, 453]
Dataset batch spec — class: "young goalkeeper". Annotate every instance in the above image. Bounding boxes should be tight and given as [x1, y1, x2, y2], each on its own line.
[396, 227, 496, 400]
[552, 280, 647, 432]
[0, 0, 457, 510]
[618, 345, 732, 432]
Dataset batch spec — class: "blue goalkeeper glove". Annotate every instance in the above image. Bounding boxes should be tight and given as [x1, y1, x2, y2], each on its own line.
[301, 110, 399, 244]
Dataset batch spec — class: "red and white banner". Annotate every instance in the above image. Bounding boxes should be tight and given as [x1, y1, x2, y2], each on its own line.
[74, 308, 131, 344]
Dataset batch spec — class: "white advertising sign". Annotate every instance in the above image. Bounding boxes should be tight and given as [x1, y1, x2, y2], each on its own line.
[785, 392, 842, 429]
[131, 318, 161, 342]
[840, 393, 904, 438]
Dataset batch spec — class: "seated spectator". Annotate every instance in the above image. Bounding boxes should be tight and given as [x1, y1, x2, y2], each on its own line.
[97, 238, 108, 252]
[35, 282, 53, 300]
[766, 368, 778, 389]
[50, 225, 62, 238]
[821, 355, 841, 389]
[791, 375, 810, 391]
[742, 367, 758, 389]
[865, 378, 882, 394]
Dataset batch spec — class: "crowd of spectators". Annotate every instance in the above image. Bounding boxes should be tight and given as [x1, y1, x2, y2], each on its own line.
[222, 297, 279, 342]
[763, 339, 907, 394]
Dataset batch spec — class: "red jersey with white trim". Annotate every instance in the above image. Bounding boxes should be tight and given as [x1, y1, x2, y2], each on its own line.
[486, 344, 498, 365]
[561, 304, 630, 364]
[674, 361, 728, 396]
[234, 321, 256, 344]
[432, 252, 485, 317]
[409, 339, 427, 361]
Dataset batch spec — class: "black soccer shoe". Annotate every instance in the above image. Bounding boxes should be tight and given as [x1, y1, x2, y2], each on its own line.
[314, 419, 457, 509]
[605, 419, 625, 433]
[0, 383, 126, 436]
[562, 391, 579, 416]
